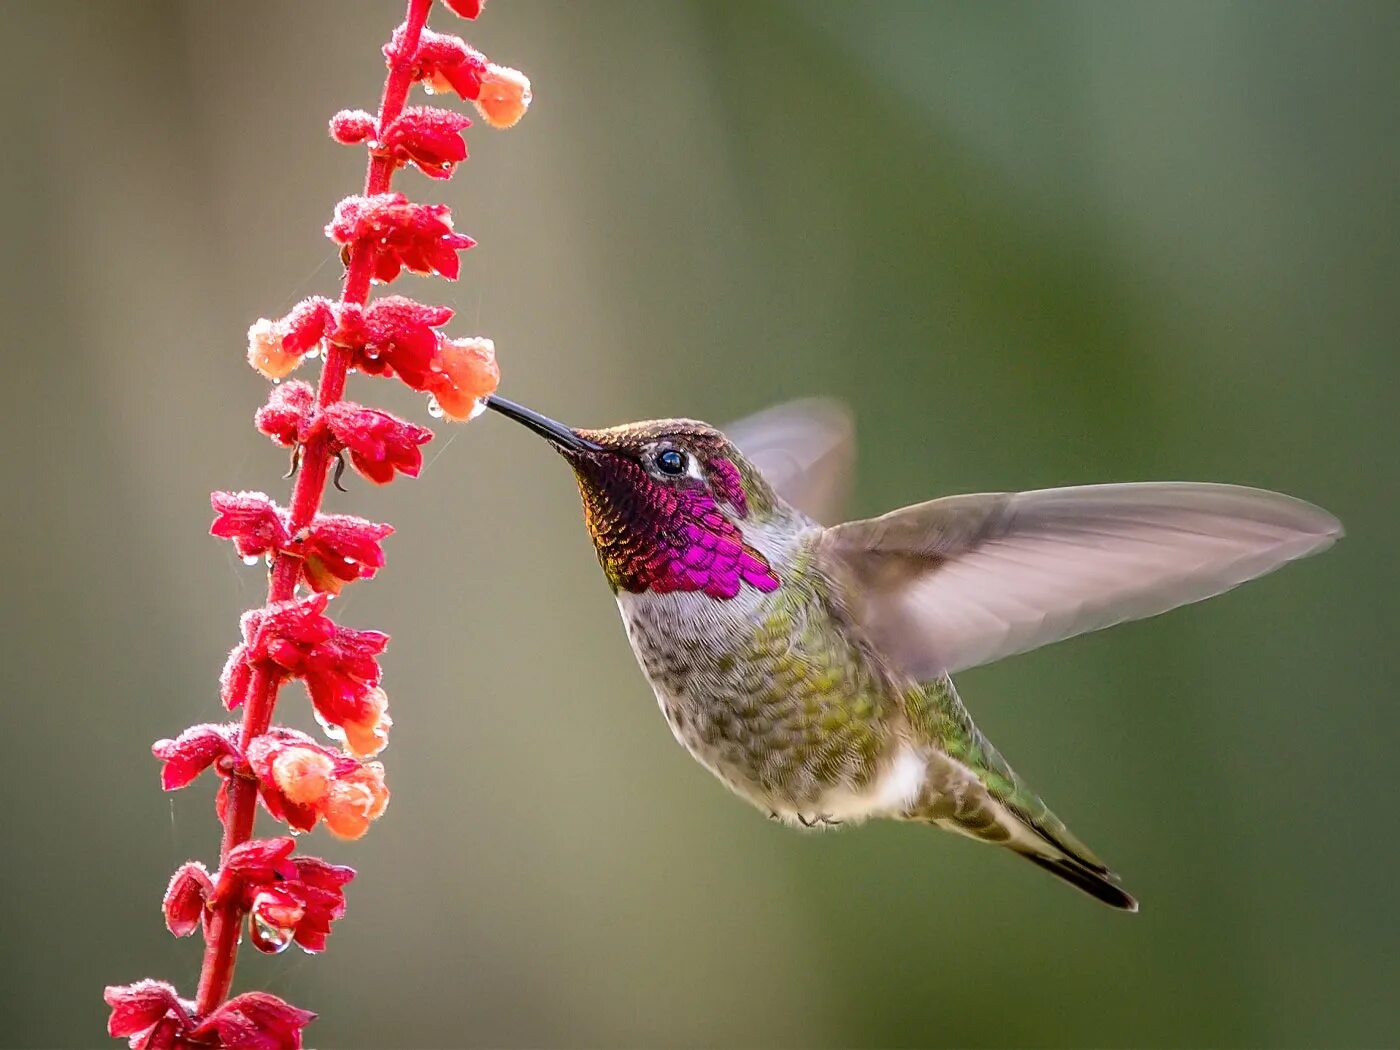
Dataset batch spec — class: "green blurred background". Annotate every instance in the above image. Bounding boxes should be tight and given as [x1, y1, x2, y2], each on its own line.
[2, 1, 1396, 1046]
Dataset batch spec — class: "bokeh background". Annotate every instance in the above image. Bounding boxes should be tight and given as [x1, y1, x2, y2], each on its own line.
[3, 1, 1397, 1046]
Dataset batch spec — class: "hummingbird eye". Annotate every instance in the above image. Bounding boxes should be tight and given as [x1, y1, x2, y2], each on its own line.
[654, 448, 688, 476]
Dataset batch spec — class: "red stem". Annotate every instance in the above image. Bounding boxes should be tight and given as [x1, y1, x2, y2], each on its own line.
[193, 0, 434, 1015]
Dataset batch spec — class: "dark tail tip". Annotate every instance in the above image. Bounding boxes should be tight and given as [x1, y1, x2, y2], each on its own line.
[1019, 852, 1140, 912]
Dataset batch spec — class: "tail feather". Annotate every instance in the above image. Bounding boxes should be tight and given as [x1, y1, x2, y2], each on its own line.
[1018, 850, 1139, 912]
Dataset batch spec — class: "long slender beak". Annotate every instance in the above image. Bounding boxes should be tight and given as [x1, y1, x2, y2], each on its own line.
[484, 395, 604, 454]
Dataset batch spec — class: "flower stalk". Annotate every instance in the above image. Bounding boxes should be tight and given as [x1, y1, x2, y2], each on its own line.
[105, 0, 528, 1045]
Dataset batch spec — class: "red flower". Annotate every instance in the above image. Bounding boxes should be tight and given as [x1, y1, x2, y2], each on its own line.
[428, 335, 499, 420]
[209, 491, 289, 561]
[323, 401, 434, 484]
[220, 836, 299, 888]
[401, 27, 488, 100]
[379, 106, 471, 179]
[152, 724, 241, 790]
[443, 0, 485, 18]
[326, 193, 475, 283]
[222, 594, 388, 731]
[104, 980, 194, 1050]
[104, 981, 313, 1050]
[211, 837, 356, 955]
[254, 381, 316, 448]
[290, 514, 394, 595]
[245, 298, 335, 379]
[336, 295, 454, 388]
[190, 992, 315, 1049]
[163, 863, 214, 939]
[248, 854, 355, 954]
[246, 726, 391, 833]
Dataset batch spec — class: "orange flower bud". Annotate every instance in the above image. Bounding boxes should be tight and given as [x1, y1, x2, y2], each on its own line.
[474, 64, 531, 129]
[341, 687, 392, 759]
[322, 762, 390, 840]
[247, 318, 304, 380]
[270, 747, 336, 805]
[429, 336, 498, 421]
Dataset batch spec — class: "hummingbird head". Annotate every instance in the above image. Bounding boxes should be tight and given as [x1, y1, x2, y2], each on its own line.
[485, 395, 792, 600]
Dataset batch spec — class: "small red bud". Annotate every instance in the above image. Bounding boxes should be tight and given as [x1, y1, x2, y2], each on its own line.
[329, 108, 376, 145]
[163, 863, 214, 938]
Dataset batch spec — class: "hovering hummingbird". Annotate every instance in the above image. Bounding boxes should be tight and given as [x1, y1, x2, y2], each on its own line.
[484, 395, 1341, 910]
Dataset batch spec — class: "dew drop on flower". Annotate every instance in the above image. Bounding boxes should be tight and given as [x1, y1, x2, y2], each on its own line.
[241, 554, 260, 567]
[305, 346, 320, 361]
[250, 911, 295, 955]
[273, 378, 282, 385]
[468, 397, 487, 421]
[426, 394, 445, 419]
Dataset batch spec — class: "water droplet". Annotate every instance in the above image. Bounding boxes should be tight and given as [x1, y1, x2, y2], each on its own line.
[250, 911, 294, 955]
[305, 346, 320, 360]
[426, 394, 444, 419]
[344, 556, 357, 565]
[467, 398, 487, 421]
[272, 378, 282, 385]
[264, 553, 274, 567]
[241, 554, 259, 567]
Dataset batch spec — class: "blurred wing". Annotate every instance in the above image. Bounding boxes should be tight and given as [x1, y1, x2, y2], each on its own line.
[726, 399, 855, 524]
[822, 483, 1342, 678]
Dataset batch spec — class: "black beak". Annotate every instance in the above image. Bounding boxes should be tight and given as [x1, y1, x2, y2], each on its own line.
[484, 395, 604, 454]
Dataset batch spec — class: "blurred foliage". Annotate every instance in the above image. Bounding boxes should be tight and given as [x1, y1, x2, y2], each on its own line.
[1, 1, 1396, 1046]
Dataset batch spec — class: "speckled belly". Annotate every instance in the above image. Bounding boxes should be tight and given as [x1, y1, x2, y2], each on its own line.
[615, 585, 898, 814]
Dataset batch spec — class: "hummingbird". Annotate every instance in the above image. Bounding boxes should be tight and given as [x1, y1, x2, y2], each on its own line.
[484, 395, 1341, 910]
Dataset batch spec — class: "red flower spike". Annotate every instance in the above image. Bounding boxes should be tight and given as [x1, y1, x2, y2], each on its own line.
[326, 193, 475, 283]
[117, 0, 535, 1027]
[163, 863, 214, 938]
[324, 401, 433, 484]
[293, 514, 393, 595]
[190, 992, 315, 1050]
[443, 0, 485, 18]
[338, 295, 454, 388]
[104, 980, 195, 1048]
[255, 381, 316, 448]
[329, 108, 375, 145]
[474, 65, 532, 129]
[379, 106, 471, 179]
[428, 335, 499, 421]
[152, 724, 241, 790]
[402, 27, 488, 100]
[209, 491, 289, 561]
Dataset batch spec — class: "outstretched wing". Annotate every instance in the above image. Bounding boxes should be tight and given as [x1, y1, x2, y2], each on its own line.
[821, 482, 1341, 678]
[726, 399, 854, 524]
